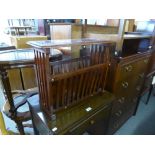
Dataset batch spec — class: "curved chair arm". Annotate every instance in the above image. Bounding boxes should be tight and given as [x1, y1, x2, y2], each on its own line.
[11, 87, 38, 95]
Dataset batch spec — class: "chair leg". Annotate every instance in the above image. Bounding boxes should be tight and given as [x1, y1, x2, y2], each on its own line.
[15, 120, 25, 135]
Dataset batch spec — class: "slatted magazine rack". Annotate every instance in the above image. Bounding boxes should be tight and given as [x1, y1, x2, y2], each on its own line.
[27, 39, 116, 134]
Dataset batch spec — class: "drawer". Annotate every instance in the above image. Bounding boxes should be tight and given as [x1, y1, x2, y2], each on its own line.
[130, 83, 143, 98]
[135, 58, 149, 74]
[68, 105, 111, 135]
[108, 104, 136, 134]
[115, 80, 134, 98]
[117, 57, 149, 82]
[144, 75, 153, 88]
[112, 96, 129, 113]
[118, 62, 137, 81]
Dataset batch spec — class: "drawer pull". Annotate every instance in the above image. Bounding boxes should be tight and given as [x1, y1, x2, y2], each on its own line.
[118, 97, 125, 104]
[144, 59, 148, 64]
[90, 120, 95, 125]
[136, 86, 141, 91]
[122, 82, 129, 88]
[115, 110, 122, 117]
[125, 65, 133, 72]
[113, 123, 119, 129]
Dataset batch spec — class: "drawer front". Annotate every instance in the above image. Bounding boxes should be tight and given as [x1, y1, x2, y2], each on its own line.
[144, 75, 153, 88]
[117, 57, 149, 82]
[68, 105, 111, 135]
[114, 73, 144, 101]
[135, 58, 149, 75]
[115, 80, 134, 98]
[118, 62, 137, 81]
[108, 104, 136, 134]
[112, 96, 130, 113]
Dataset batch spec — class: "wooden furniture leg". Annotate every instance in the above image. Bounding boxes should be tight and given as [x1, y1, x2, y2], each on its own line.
[0, 68, 25, 134]
[146, 84, 153, 104]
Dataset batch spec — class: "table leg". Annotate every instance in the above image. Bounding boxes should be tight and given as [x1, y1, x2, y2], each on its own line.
[0, 68, 25, 134]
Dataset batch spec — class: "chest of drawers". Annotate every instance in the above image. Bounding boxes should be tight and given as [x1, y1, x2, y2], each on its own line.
[106, 52, 151, 134]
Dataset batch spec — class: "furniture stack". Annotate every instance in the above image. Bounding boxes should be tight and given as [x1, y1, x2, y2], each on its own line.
[1, 19, 155, 135]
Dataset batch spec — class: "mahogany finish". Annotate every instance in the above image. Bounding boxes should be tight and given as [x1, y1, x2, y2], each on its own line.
[106, 52, 151, 134]
[28, 39, 116, 134]
[0, 48, 62, 134]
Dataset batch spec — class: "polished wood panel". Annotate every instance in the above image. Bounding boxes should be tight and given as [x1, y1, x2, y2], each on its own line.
[21, 67, 37, 89]
[106, 52, 151, 134]
[8, 69, 23, 90]
[28, 91, 114, 135]
[34, 43, 113, 115]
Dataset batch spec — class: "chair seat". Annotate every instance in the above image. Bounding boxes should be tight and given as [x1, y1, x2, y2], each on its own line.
[3, 87, 39, 121]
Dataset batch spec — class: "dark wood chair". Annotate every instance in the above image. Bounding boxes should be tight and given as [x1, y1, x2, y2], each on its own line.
[0, 48, 63, 134]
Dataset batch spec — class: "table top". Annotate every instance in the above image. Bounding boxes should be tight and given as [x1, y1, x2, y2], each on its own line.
[27, 38, 115, 49]
[0, 48, 62, 66]
[0, 43, 15, 51]
[10, 35, 47, 39]
[8, 26, 32, 29]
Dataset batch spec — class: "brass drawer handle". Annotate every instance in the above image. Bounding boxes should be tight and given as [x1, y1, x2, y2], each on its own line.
[90, 120, 95, 125]
[125, 65, 133, 72]
[136, 86, 141, 91]
[139, 73, 144, 78]
[115, 110, 122, 117]
[122, 82, 129, 88]
[144, 59, 148, 64]
[113, 123, 119, 129]
[118, 97, 125, 104]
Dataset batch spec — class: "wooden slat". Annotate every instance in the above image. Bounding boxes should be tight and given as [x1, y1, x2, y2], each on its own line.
[51, 81, 57, 110]
[43, 53, 49, 110]
[66, 77, 73, 106]
[52, 63, 105, 81]
[81, 72, 88, 98]
[89, 69, 98, 94]
[93, 68, 100, 93]
[56, 80, 62, 109]
[36, 51, 44, 106]
[72, 75, 79, 102]
[77, 74, 84, 100]
[84, 70, 93, 97]
[34, 42, 115, 113]
[40, 52, 46, 109]
[61, 78, 67, 107]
